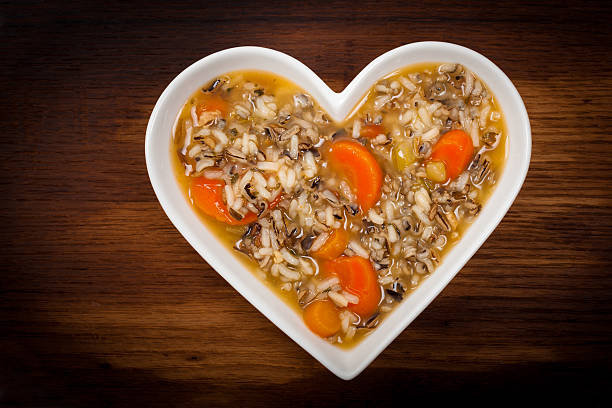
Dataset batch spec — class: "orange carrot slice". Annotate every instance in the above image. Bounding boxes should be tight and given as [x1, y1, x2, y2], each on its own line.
[189, 176, 256, 226]
[324, 256, 381, 318]
[303, 300, 342, 338]
[327, 140, 383, 212]
[428, 129, 474, 181]
[311, 228, 349, 260]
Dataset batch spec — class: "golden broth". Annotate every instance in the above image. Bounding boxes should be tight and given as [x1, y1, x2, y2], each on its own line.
[172, 66, 507, 347]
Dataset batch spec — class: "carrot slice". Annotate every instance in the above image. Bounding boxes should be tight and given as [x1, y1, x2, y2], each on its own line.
[189, 176, 257, 226]
[196, 94, 229, 118]
[360, 124, 385, 139]
[324, 256, 381, 318]
[303, 300, 341, 338]
[327, 140, 383, 212]
[428, 129, 474, 181]
[311, 228, 349, 260]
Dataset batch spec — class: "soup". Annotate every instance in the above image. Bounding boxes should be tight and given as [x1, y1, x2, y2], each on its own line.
[172, 64, 506, 346]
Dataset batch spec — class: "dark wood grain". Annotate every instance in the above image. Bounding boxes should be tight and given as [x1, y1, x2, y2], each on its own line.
[1, 1, 612, 406]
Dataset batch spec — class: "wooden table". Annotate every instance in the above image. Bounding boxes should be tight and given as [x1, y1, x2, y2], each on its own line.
[2, 1, 611, 406]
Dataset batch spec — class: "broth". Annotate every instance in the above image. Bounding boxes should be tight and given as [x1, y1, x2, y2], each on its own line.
[171, 66, 507, 347]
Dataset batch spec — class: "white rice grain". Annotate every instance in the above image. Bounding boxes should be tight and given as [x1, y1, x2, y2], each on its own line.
[254, 97, 275, 119]
[310, 232, 329, 253]
[317, 276, 340, 293]
[464, 70, 474, 96]
[348, 240, 369, 259]
[253, 171, 268, 189]
[421, 127, 439, 142]
[345, 326, 356, 340]
[438, 63, 457, 73]
[290, 134, 298, 159]
[261, 227, 271, 248]
[422, 225, 433, 241]
[288, 199, 298, 219]
[325, 206, 334, 227]
[418, 106, 432, 127]
[470, 120, 480, 147]
[374, 94, 392, 110]
[241, 132, 249, 154]
[258, 247, 274, 257]
[270, 263, 279, 277]
[257, 161, 280, 172]
[239, 170, 253, 190]
[378, 274, 395, 286]
[328, 291, 349, 308]
[383, 201, 395, 222]
[398, 110, 414, 126]
[267, 175, 277, 188]
[387, 224, 399, 243]
[278, 264, 300, 281]
[248, 140, 258, 156]
[269, 227, 279, 250]
[352, 120, 361, 138]
[188, 144, 202, 158]
[480, 104, 491, 128]
[412, 118, 425, 132]
[299, 258, 314, 276]
[203, 169, 224, 179]
[472, 80, 483, 97]
[412, 205, 431, 225]
[414, 188, 431, 212]
[223, 184, 234, 207]
[231, 197, 243, 212]
[280, 248, 300, 266]
[340, 311, 351, 333]
[190, 105, 198, 125]
[372, 134, 387, 145]
[235, 104, 250, 119]
[211, 129, 228, 146]
[426, 101, 442, 114]
[368, 209, 384, 225]
[195, 158, 214, 172]
[399, 76, 417, 92]
[286, 168, 296, 189]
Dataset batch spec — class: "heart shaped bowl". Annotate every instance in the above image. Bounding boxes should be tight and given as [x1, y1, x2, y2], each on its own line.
[145, 42, 531, 380]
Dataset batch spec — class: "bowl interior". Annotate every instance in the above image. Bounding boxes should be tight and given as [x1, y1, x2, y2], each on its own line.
[145, 42, 531, 380]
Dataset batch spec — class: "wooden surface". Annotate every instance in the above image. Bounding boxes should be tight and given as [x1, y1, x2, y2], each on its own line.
[2, 1, 612, 406]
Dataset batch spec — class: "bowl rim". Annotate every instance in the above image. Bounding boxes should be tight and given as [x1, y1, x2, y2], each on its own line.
[145, 41, 531, 380]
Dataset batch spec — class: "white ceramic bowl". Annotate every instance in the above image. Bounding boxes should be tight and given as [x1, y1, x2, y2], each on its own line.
[145, 42, 531, 380]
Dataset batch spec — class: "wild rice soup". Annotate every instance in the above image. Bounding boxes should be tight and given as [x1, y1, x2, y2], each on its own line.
[172, 65, 506, 346]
